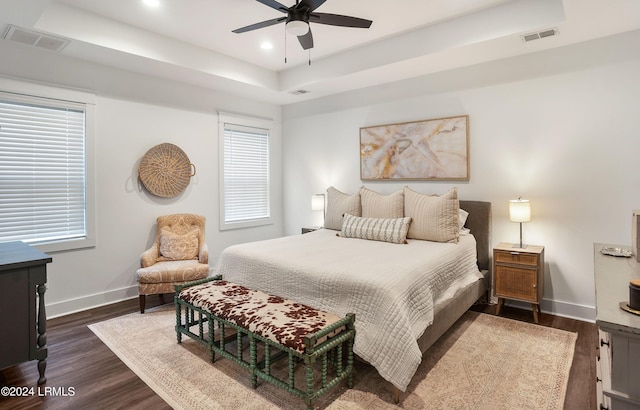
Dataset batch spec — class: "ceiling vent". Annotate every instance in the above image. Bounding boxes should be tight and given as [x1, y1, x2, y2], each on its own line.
[522, 28, 558, 42]
[290, 89, 310, 95]
[2, 25, 69, 52]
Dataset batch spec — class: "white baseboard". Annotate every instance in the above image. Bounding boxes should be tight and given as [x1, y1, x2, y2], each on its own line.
[504, 298, 596, 323]
[46, 285, 139, 319]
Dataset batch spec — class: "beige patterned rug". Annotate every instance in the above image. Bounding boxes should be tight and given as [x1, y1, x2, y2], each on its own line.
[88, 307, 576, 409]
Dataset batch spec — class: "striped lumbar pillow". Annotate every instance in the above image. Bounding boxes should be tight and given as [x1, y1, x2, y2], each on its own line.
[340, 213, 411, 244]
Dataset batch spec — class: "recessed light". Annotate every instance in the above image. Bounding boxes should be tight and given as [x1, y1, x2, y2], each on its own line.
[260, 41, 273, 50]
[143, 0, 160, 7]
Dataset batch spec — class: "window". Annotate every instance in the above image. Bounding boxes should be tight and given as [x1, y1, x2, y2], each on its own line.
[0, 80, 95, 252]
[219, 113, 271, 230]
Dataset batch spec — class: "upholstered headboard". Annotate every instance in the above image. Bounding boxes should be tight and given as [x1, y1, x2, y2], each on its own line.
[459, 200, 492, 272]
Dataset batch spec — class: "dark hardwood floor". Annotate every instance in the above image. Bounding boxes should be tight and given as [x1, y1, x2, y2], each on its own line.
[1, 297, 597, 409]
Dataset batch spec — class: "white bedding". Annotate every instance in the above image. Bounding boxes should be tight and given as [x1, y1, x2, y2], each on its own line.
[214, 229, 483, 391]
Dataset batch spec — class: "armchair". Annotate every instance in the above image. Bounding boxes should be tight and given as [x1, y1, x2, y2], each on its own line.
[136, 213, 209, 313]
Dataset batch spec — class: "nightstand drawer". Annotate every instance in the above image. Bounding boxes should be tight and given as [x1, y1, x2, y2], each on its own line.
[495, 250, 539, 267]
[495, 265, 538, 301]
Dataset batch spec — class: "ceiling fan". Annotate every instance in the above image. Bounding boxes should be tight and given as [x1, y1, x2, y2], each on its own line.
[232, 0, 373, 51]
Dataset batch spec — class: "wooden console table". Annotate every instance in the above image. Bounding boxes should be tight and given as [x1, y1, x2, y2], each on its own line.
[0, 241, 52, 384]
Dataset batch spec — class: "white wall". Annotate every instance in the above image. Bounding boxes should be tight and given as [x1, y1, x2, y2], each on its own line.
[282, 29, 640, 322]
[0, 41, 283, 317]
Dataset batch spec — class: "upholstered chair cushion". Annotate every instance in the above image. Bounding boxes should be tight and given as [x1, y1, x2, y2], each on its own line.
[136, 260, 209, 284]
[159, 226, 199, 261]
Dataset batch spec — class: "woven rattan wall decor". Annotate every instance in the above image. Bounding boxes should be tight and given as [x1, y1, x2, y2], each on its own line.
[138, 143, 195, 198]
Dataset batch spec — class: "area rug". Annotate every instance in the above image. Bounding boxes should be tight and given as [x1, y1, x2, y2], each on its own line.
[88, 307, 576, 409]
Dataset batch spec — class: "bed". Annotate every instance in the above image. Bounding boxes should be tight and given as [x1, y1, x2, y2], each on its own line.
[214, 194, 491, 393]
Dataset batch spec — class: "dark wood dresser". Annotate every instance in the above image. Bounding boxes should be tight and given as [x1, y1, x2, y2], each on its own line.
[0, 241, 52, 384]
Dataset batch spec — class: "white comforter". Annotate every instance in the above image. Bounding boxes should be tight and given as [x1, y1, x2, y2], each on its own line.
[214, 229, 482, 391]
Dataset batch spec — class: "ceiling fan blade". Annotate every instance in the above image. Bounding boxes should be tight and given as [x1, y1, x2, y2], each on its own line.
[297, 28, 314, 50]
[232, 17, 286, 33]
[256, 0, 289, 13]
[297, 0, 327, 12]
[310, 13, 372, 29]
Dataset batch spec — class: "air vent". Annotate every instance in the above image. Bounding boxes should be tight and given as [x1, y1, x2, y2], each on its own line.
[2, 25, 69, 52]
[290, 89, 310, 95]
[521, 28, 558, 42]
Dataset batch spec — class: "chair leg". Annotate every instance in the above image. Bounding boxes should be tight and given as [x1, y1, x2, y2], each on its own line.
[139, 294, 146, 314]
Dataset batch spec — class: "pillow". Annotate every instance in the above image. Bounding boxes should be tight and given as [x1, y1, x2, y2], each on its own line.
[360, 187, 404, 218]
[459, 208, 469, 230]
[403, 187, 460, 243]
[459, 208, 470, 235]
[340, 213, 411, 244]
[324, 186, 361, 230]
[159, 226, 199, 260]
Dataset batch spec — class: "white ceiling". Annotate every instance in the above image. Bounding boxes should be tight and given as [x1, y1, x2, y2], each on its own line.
[1, 0, 640, 105]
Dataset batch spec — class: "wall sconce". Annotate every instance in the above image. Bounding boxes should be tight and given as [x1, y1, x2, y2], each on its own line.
[509, 197, 531, 249]
[311, 193, 325, 227]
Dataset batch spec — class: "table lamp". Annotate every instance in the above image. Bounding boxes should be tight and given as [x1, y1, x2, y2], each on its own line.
[311, 194, 325, 227]
[509, 198, 531, 249]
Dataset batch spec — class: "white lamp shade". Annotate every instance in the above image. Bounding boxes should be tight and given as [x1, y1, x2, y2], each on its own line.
[509, 199, 531, 223]
[311, 194, 325, 211]
[286, 20, 309, 36]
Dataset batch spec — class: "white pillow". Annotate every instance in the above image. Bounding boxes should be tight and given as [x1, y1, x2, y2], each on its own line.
[403, 187, 460, 243]
[324, 187, 361, 230]
[459, 209, 469, 230]
[360, 187, 404, 219]
[340, 213, 411, 244]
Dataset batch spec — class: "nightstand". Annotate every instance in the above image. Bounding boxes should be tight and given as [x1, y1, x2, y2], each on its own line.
[301, 227, 320, 234]
[493, 242, 545, 323]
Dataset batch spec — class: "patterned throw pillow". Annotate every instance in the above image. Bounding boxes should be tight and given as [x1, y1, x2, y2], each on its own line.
[159, 226, 199, 260]
[340, 213, 411, 244]
[324, 186, 361, 230]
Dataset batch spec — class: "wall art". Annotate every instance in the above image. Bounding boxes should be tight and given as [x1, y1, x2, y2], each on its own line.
[360, 115, 469, 180]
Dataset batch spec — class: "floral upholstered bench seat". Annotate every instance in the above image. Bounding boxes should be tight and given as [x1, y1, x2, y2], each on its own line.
[174, 278, 355, 410]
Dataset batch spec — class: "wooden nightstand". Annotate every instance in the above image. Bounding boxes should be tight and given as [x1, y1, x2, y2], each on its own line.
[493, 242, 545, 323]
[301, 227, 320, 234]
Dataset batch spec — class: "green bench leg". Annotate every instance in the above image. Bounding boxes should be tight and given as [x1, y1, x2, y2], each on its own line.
[305, 361, 315, 410]
[250, 335, 258, 389]
[175, 300, 182, 344]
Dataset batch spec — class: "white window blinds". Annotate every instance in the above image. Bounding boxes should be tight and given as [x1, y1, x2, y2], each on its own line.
[0, 93, 87, 245]
[221, 121, 270, 229]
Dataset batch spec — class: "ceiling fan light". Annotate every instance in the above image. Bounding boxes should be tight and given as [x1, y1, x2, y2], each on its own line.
[286, 20, 309, 36]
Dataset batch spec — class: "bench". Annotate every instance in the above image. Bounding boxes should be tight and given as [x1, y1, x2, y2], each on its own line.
[174, 277, 356, 409]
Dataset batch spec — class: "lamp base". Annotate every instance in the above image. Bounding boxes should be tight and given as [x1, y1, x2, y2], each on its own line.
[513, 222, 528, 249]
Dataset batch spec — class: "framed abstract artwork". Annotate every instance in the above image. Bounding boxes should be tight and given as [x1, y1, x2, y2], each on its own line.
[360, 115, 469, 181]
